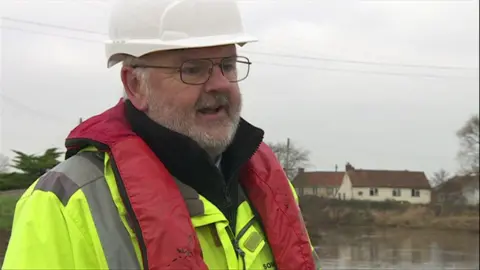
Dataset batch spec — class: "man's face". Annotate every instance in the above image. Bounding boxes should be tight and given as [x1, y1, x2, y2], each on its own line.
[127, 45, 243, 158]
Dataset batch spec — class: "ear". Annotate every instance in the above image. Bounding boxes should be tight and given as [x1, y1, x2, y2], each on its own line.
[120, 66, 149, 111]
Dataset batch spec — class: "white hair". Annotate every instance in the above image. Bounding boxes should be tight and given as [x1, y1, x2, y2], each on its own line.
[121, 55, 151, 100]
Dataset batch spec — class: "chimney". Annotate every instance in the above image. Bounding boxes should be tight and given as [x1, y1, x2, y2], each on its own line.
[345, 162, 355, 171]
[335, 164, 338, 172]
[297, 167, 305, 175]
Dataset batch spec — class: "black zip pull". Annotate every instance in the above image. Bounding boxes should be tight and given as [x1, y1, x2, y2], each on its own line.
[232, 239, 246, 270]
[233, 240, 245, 256]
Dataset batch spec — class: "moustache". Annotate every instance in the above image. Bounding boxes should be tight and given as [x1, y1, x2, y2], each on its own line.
[195, 93, 230, 110]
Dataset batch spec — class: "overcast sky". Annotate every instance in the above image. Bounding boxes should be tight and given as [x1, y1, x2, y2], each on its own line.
[0, 0, 478, 177]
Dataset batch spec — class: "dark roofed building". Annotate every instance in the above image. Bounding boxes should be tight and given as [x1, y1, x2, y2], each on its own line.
[433, 174, 479, 205]
[347, 169, 431, 189]
[292, 167, 343, 198]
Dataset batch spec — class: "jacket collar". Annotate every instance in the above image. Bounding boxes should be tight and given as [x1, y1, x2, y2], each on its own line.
[124, 100, 264, 204]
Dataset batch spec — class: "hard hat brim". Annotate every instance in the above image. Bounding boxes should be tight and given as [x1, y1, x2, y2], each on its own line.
[106, 34, 258, 68]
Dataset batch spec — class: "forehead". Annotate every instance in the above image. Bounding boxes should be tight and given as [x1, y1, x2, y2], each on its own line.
[143, 45, 237, 63]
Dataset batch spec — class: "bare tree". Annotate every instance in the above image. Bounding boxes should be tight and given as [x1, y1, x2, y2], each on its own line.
[456, 114, 479, 175]
[430, 169, 451, 187]
[0, 153, 9, 173]
[267, 140, 311, 180]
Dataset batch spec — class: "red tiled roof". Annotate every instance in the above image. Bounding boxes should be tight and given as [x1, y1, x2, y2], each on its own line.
[347, 169, 431, 189]
[292, 171, 343, 188]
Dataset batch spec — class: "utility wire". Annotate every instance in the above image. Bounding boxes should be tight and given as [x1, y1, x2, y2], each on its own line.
[0, 26, 101, 43]
[243, 50, 479, 71]
[0, 93, 74, 125]
[1, 16, 108, 35]
[254, 61, 477, 79]
[2, 16, 478, 72]
[2, 23, 476, 80]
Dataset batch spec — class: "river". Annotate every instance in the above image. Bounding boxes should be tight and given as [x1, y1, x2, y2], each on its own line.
[312, 227, 479, 269]
[0, 227, 478, 269]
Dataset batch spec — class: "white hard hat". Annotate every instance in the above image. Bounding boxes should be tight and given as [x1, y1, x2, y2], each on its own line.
[105, 0, 258, 68]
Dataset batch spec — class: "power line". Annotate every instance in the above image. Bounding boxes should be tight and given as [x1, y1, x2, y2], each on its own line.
[254, 60, 478, 79]
[1, 20, 478, 79]
[2, 16, 477, 72]
[1, 17, 108, 35]
[243, 50, 479, 71]
[0, 93, 74, 125]
[0, 26, 101, 43]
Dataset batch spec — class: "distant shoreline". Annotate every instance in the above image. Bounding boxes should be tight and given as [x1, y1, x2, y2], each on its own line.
[307, 224, 480, 239]
[1, 191, 478, 233]
[300, 196, 480, 233]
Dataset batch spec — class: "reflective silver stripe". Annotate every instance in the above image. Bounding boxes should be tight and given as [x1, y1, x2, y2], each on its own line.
[175, 178, 205, 217]
[82, 169, 140, 270]
[35, 171, 81, 205]
[35, 151, 104, 205]
[34, 151, 140, 270]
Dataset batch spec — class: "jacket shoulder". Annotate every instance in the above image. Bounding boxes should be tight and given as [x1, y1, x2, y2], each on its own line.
[27, 151, 105, 206]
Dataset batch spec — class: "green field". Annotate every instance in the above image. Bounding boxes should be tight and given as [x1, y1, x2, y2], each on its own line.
[0, 192, 21, 231]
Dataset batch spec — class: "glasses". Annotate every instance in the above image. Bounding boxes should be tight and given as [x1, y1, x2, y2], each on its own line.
[131, 56, 252, 85]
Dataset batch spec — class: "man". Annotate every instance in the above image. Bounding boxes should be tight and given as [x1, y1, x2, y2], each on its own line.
[2, 0, 321, 269]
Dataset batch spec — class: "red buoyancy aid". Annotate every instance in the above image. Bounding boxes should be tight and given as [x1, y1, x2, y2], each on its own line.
[65, 99, 316, 270]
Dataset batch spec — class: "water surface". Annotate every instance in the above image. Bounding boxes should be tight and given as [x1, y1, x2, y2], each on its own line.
[312, 227, 479, 270]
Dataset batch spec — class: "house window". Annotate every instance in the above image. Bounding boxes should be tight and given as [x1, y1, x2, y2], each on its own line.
[313, 187, 318, 195]
[411, 189, 420, 197]
[392, 189, 401, 197]
[358, 191, 363, 196]
[370, 188, 378, 196]
[327, 187, 334, 195]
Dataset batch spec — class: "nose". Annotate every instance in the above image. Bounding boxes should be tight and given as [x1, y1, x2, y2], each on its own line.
[203, 65, 232, 92]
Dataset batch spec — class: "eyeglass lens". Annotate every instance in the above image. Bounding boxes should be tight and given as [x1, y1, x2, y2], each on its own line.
[180, 56, 250, 85]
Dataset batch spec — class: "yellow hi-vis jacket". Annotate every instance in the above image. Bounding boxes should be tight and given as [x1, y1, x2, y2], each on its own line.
[2, 148, 320, 269]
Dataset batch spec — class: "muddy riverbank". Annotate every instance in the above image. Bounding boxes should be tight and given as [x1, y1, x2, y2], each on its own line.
[301, 196, 480, 233]
[0, 230, 10, 263]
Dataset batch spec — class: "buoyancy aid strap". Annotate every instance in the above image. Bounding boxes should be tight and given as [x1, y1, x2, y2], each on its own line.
[241, 143, 317, 270]
[109, 137, 209, 270]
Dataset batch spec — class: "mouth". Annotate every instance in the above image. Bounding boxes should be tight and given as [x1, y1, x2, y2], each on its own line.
[197, 105, 226, 115]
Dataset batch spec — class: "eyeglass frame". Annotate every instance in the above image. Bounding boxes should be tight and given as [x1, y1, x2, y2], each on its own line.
[130, 55, 252, 85]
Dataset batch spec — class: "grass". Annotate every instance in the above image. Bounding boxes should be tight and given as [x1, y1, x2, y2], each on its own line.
[0, 193, 21, 231]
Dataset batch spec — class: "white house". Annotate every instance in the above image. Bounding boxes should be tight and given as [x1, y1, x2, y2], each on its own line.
[336, 163, 432, 204]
